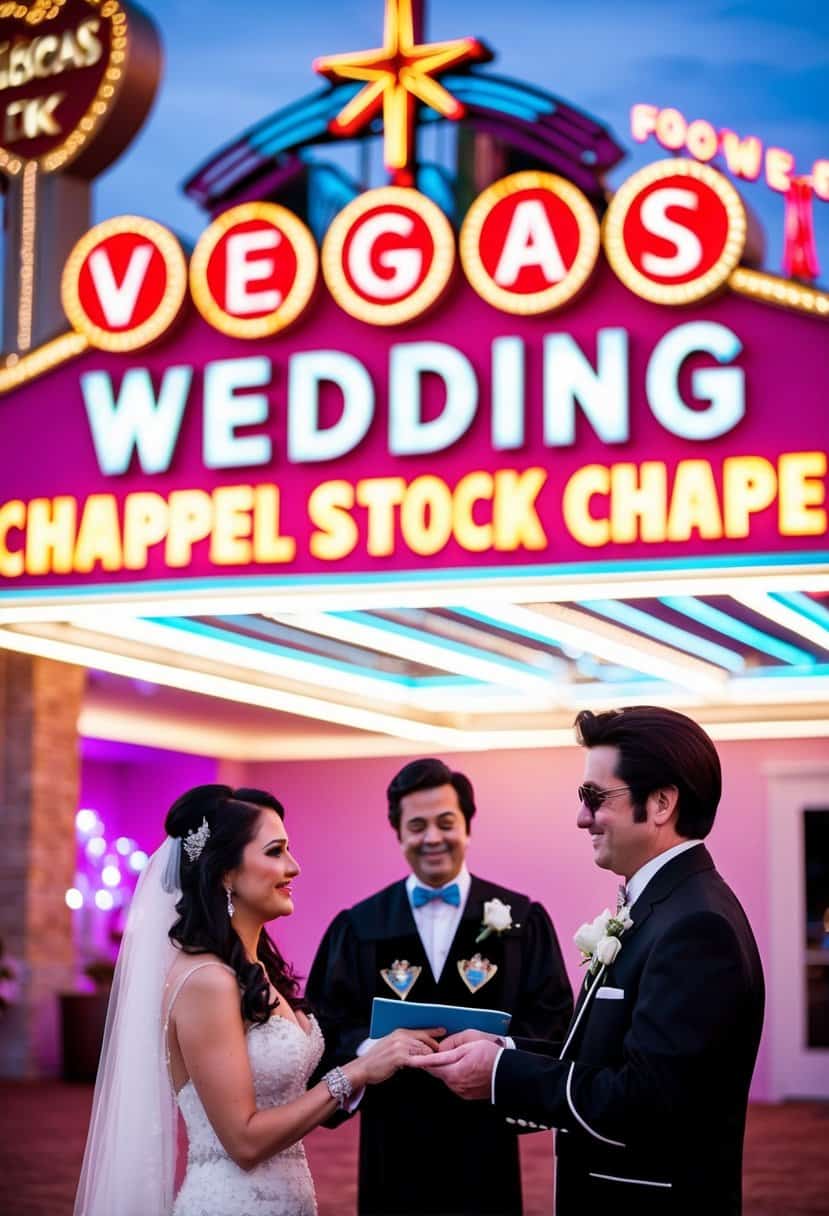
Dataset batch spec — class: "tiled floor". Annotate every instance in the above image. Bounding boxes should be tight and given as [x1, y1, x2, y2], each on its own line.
[1, 1082, 827, 1214]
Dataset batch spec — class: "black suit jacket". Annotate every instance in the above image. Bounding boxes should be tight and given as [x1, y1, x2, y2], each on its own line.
[494, 846, 764, 1215]
[306, 874, 573, 1215]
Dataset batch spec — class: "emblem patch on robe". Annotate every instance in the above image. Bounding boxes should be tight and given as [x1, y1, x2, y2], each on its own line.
[380, 959, 422, 1000]
[457, 953, 497, 994]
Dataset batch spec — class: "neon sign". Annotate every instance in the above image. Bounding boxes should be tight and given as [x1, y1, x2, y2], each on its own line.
[0, 1, 826, 597]
[630, 103, 829, 201]
[0, 0, 159, 178]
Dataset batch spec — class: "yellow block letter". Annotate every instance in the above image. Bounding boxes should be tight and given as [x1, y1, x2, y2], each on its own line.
[0, 500, 25, 577]
[167, 490, 213, 568]
[722, 456, 776, 538]
[211, 486, 254, 565]
[308, 480, 358, 560]
[778, 451, 827, 537]
[26, 496, 77, 574]
[562, 465, 609, 547]
[493, 468, 547, 551]
[123, 493, 169, 570]
[74, 495, 122, 572]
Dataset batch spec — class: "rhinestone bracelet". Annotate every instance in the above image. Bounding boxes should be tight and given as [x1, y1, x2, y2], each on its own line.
[322, 1065, 353, 1110]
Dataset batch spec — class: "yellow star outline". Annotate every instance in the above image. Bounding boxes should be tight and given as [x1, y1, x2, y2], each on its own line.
[313, 0, 491, 183]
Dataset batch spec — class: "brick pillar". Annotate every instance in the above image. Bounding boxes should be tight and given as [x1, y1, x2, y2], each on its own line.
[0, 653, 85, 1077]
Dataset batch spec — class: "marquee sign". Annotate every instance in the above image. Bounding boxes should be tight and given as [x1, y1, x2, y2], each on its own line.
[0, 0, 826, 601]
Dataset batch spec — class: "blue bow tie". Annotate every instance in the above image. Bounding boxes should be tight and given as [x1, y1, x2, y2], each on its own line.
[412, 882, 461, 908]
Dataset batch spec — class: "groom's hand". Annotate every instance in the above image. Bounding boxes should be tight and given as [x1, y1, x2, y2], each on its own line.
[408, 1038, 500, 1099]
[439, 1029, 504, 1052]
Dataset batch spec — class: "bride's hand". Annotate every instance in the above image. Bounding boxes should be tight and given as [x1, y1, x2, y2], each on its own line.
[359, 1027, 445, 1084]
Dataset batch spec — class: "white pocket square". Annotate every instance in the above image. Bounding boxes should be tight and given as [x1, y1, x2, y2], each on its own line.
[595, 986, 625, 1000]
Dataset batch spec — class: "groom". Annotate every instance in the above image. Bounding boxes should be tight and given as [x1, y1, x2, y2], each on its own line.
[413, 707, 765, 1214]
[307, 757, 573, 1215]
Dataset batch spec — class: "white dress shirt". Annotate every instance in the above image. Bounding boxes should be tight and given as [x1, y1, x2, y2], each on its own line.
[490, 839, 705, 1101]
[357, 865, 471, 1056]
[406, 863, 471, 982]
[623, 838, 703, 908]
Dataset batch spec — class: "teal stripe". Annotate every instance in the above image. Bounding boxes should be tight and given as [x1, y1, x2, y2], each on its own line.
[661, 597, 814, 666]
[581, 599, 744, 672]
[449, 607, 663, 685]
[148, 616, 488, 690]
[770, 591, 829, 633]
[329, 611, 552, 681]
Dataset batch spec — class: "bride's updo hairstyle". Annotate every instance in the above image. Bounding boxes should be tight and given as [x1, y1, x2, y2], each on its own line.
[165, 784, 304, 1024]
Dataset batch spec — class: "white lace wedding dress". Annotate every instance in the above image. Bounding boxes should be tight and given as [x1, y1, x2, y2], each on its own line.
[166, 962, 324, 1216]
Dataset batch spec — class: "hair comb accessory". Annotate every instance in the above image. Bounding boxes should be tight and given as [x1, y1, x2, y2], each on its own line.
[182, 816, 210, 862]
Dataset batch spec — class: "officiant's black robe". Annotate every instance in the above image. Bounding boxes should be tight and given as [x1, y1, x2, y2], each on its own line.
[306, 874, 573, 1215]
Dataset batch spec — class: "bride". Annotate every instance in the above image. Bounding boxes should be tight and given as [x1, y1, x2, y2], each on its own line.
[74, 784, 441, 1216]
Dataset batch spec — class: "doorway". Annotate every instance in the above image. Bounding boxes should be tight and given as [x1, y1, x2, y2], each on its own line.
[768, 764, 829, 1100]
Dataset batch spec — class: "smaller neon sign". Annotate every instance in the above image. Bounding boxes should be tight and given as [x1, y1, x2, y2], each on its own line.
[631, 103, 829, 202]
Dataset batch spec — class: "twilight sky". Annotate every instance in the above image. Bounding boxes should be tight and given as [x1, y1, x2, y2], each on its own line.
[63, 0, 829, 283]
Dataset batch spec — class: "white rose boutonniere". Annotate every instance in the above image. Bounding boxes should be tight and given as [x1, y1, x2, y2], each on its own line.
[476, 898, 518, 943]
[574, 905, 632, 975]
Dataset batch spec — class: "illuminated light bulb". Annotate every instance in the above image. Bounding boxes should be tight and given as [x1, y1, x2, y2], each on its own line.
[115, 837, 134, 855]
[128, 850, 148, 872]
[101, 865, 121, 888]
[95, 890, 114, 911]
[86, 837, 107, 861]
[65, 888, 83, 910]
[76, 808, 98, 833]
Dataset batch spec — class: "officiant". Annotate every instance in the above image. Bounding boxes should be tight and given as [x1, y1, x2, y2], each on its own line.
[306, 757, 573, 1215]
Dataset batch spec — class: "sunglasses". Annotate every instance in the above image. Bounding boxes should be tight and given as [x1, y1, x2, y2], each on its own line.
[578, 784, 631, 814]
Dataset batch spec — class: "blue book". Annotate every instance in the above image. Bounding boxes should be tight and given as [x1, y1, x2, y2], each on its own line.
[369, 997, 511, 1039]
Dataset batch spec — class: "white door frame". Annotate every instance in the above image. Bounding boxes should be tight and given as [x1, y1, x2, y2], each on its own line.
[766, 761, 829, 1101]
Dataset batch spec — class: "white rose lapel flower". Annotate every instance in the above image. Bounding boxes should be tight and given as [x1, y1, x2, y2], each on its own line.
[476, 897, 518, 943]
[574, 905, 633, 976]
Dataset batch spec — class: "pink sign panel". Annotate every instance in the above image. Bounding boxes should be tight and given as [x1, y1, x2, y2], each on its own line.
[0, 262, 826, 595]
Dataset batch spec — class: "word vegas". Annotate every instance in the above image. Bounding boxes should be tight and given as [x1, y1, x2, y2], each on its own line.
[60, 159, 756, 348]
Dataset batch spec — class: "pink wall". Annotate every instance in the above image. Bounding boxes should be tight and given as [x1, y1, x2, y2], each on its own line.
[79, 734, 829, 1100]
[234, 736, 829, 1102]
[81, 739, 219, 854]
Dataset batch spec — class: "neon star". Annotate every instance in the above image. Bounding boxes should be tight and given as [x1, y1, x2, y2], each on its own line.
[314, 0, 490, 183]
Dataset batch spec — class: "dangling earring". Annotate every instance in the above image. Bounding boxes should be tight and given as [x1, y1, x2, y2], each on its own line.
[224, 885, 235, 918]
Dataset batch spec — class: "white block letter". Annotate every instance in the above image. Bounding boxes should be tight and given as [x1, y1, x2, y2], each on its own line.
[639, 188, 702, 277]
[492, 336, 525, 450]
[203, 356, 272, 469]
[494, 199, 566, 286]
[87, 244, 154, 328]
[81, 366, 192, 476]
[225, 229, 282, 315]
[544, 329, 629, 446]
[288, 351, 374, 463]
[348, 213, 421, 299]
[647, 322, 744, 440]
[389, 342, 478, 456]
